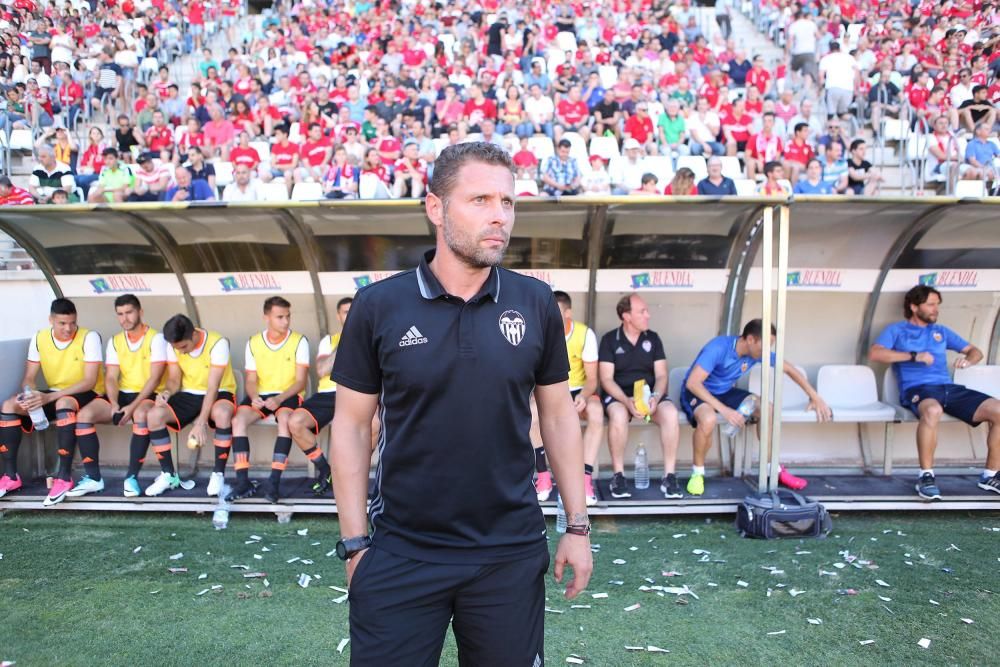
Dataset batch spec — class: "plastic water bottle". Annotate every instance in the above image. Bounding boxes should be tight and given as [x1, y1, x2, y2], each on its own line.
[212, 484, 231, 530]
[555, 493, 567, 534]
[634, 444, 650, 489]
[21, 385, 48, 430]
[722, 395, 759, 438]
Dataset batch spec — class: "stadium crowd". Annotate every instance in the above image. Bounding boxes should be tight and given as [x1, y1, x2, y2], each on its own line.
[0, 0, 998, 206]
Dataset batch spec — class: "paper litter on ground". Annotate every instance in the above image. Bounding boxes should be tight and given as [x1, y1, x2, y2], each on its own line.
[571, 605, 591, 609]
[859, 640, 875, 645]
[878, 595, 891, 602]
[132, 546, 142, 554]
[254, 554, 263, 560]
[297, 573, 312, 588]
[565, 657, 584, 665]
[918, 638, 931, 649]
[624, 603, 641, 612]
[329, 585, 348, 593]
[296, 528, 309, 536]
[591, 593, 608, 599]
[336, 639, 349, 654]
[286, 556, 301, 564]
[961, 618, 974, 624]
[196, 589, 210, 596]
[612, 559, 627, 565]
[608, 580, 624, 586]
[807, 618, 823, 625]
[875, 579, 890, 587]
[766, 630, 786, 636]
[736, 580, 749, 588]
[333, 593, 349, 604]
[647, 646, 669, 653]
[544, 607, 564, 614]
[168, 553, 183, 560]
[789, 589, 806, 597]
[198, 573, 207, 580]
[929, 599, 940, 606]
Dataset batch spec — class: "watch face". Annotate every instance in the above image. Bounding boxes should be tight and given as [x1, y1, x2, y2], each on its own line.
[336, 540, 348, 560]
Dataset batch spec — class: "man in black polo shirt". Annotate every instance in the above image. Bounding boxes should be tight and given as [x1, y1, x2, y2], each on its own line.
[330, 142, 593, 666]
[598, 293, 682, 499]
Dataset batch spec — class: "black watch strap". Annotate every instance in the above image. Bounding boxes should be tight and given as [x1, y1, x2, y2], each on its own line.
[336, 535, 372, 560]
[910, 351, 918, 362]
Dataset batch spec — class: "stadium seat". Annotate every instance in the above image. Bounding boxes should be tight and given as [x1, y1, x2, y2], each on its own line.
[556, 32, 578, 52]
[819, 365, 898, 473]
[676, 155, 708, 182]
[250, 141, 271, 163]
[438, 33, 456, 56]
[213, 161, 234, 188]
[291, 182, 324, 201]
[734, 179, 757, 196]
[527, 136, 555, 162]
[748, 365, 819, 423]
[259, 181, 290, 202]
[288, 122, 302, 143]
[598, 65, 618, 89]
[882, 118, 905, 142]
[668, 367, 690, 426]
[433, 137, 450, 157]
[562, 131, 588, 164]
[546, 51, 566, 77]
[589, 135, 620, 160]
[953, 365, 1000, 398]
[515, 179, 539, 196]
[719, 156, 743, 180]
[955, 180, 986, 198]
[777, 178, 793, 194]
[647, 101, 665, 122]
[359, 173, 391, 199]
[641, 156, 675, 185]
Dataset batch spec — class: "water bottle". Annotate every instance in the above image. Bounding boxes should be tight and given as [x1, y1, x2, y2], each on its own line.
[722, 395, 759, 438]
[212, 484, 231, 530]
[21, 385, 49, 430]
[555, 493, 567, 534]
[634, 444, 650, 489]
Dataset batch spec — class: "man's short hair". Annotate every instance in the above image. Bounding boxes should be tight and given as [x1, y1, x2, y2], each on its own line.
[114, 294, 142, 310]
[741, 318, 776, 339]
[849, 138, 865, 151]
[557, 138, 572, 149]
[101, 147, 117, 157]
[336, 296, 353, 310]
[50, 298, 76, 316]
[640, 172, 658, 185]
[615, 293, 637, 320]
[763, 161, 782, 177]
[553, 290, 571, 309]
[429, 142, 513, 206]
[904, 284, 941, 318]
[163, 314, 197, 343]
[263, 296, 291, 313]
[972, 84, 988, 96]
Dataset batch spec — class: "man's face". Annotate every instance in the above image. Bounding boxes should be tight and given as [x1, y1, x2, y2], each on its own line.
[806, 160, 822, 180]
[557, 301, 572, 323]
[175, 169, 191, 188]
[104, 153, 118, 170]
[429, 162, 515, 269]
[911, 294, 940, 323]
[707, 160, 722, 178]
[771, 165, 784, 181]
[50, 313, 78, 340]
[558, 145, 570, 159]
[235, 165, 251, 185]
[171, 336, 198, 355]
[763, 115, 774, 131]
[623, 296, 650, 332]
[115, 304, 142, 332]
[336, 302, 351, 325]
[265, 306, 291, 335]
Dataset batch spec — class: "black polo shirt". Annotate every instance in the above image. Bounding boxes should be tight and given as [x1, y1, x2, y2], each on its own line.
[598, 326, 666, 393]
[332, 249, 569, 564]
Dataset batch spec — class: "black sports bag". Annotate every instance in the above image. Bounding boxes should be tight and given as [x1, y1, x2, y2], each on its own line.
[736, 489, 832, 539]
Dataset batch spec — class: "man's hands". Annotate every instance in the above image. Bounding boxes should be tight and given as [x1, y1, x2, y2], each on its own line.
[345, 548, 370, 588]
[915, 351, 934, 366]
[720, 405, 746, 429]
[808, 395, 833, 422]
[553, 534, 593, 600]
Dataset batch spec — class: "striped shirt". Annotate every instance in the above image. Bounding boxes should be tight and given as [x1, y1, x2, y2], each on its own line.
[542, 155, 580, 187]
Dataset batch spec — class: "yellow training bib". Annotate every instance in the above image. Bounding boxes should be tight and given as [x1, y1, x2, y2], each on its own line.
[112, 328, 166, 394]
[248, 331, 305, 396]
[317, 332, 341, 393]
[36, 327, 105, 395]
[565, 321, 589, 391]
[175, 330, 237, 395]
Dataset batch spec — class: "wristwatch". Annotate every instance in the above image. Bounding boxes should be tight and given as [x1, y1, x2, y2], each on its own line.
[910, 351, 918, 362]
[335, 535, 372, 561]
[566, 523, 591, 536]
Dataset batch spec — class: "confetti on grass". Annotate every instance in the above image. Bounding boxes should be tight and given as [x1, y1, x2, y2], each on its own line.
[766, 630, 786, 636]
[624, 603, 641, 612]
[336, 639, 349, 654]
[918, 638, 931, 649]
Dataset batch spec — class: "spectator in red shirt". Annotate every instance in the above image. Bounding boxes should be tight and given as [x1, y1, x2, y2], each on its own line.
[783, 122, 815, 183]
[203, 104, 236, 160]
[229, 131, 262, 175]
[0, 176, 35, 206]
[555, 85, 592, 144]
[746, 55, 773, 97]
[512, 136, 539, 180]
[392, 140, 428, 199]
[746, 112, 784, 180]
[268, 124, 301, 191]
[461, 84, 497, 133]
[721, 98, 753, 156]
[144, 111, 175, 158]
[624, 103, 655, 153]
[57, 77, 83, 129]
[372, 117, 402, 163]
[297, 122, 332, 184]
[187, 0, 206, 51]
[361, 147, 390, 188]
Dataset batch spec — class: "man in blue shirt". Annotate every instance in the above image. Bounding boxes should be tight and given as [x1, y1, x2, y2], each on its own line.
[963, 121, 999, 184]
[696, 156, 737, 195]
[164, 166, 216, 202]
[870, 285, 1000, 499]
[681, 319, 831, 495]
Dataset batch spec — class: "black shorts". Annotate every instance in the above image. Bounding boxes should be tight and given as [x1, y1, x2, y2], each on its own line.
[296, 391, 335, 434]
[162, 391, 236, 431]
[735, 140, 747, 152]
[95, 391, 155, 424]
[348, 546, 549, 666]
[238, 393, 302, 419]
[680, 387, 751, 428]
[902, 383, 992, 426]
[19, 389, 100, 432]
[570, 388, 581, 401]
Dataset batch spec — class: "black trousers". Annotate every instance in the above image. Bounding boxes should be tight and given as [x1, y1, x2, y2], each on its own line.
[349, 546, 550, 666]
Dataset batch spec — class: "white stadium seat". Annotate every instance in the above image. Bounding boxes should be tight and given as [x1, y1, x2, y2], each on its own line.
[291, 181, 324, 201]
[676, 155, 708, 182]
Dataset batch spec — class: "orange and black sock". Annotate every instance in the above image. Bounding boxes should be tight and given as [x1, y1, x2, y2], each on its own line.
[150, 428, 175, 474]
[75, 422, 101, 481]
[233, 435, 250, 483]
[213, 427, 232, 473]
[55, 409, 77, 481]
[126, 422, 150, 478]
[303, 445, 329, 478]
[269, 436, 292, 483]
[0, 412, 23, 478]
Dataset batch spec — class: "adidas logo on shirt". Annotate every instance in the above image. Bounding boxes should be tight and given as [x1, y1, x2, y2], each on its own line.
[399, 325, 429, 347]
